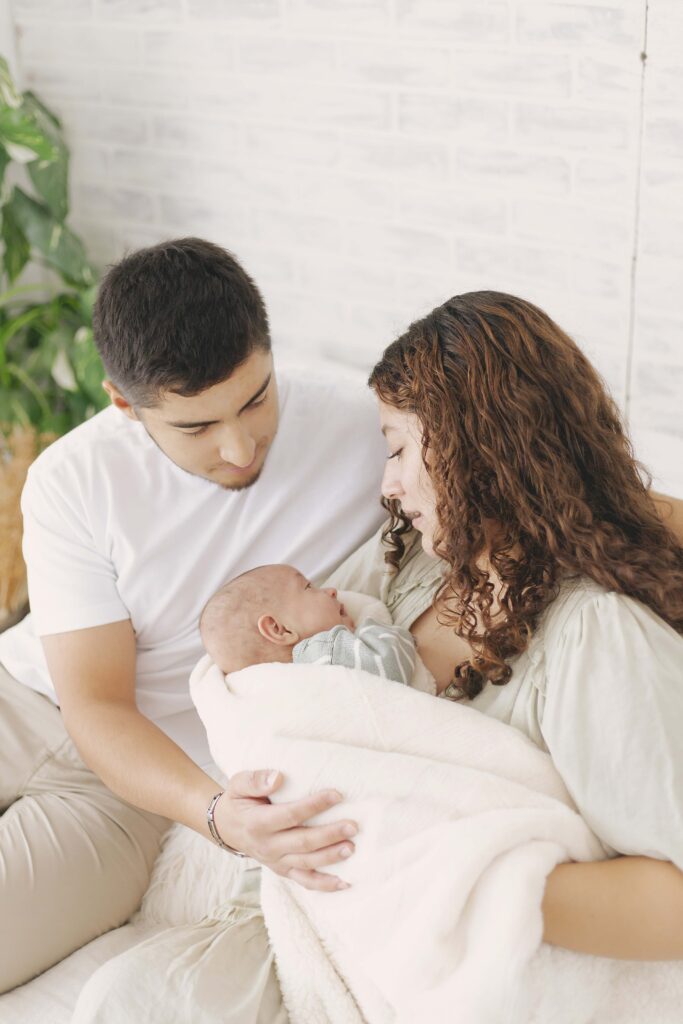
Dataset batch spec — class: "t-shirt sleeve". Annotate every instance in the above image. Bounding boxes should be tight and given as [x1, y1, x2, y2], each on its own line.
[540, 590, 683, 870]
[21, 462, 129, 636]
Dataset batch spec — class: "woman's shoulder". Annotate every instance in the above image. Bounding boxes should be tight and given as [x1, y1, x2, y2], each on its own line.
[536, 576, 683, 865]
[539, 575, 682, 656]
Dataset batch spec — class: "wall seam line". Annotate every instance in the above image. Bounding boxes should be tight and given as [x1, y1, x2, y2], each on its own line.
[625, 0, 650, 422]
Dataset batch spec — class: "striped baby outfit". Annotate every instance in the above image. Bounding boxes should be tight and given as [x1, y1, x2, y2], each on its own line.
[292, 618, 416, 685]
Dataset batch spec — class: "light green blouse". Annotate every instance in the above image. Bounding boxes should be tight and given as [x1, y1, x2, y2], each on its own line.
[326, 524, 683, 870]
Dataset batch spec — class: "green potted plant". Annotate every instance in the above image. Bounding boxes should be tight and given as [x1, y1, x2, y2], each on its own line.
[0, 55, 107, 627]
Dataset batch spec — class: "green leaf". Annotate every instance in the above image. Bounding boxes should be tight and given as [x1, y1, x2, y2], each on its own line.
[1, 200, 31, 283]
[9, 188, 95, 287]
[0, 143, 9, 191]
[5, 360, 52, 418]
[22, 91, 62, 133]
[0, 106, 59, 162]
[71, 326, 105, 404]
[28, 149, 69, 221]
[0, 281, 52, 308]
[0, 56, 21, 109]
[23, 91, 69, 220]
[77, 284, 98, 321]
[0, 303, 47, 375]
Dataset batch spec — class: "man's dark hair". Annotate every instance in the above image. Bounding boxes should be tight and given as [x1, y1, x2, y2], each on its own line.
[93, 237, 270, 407]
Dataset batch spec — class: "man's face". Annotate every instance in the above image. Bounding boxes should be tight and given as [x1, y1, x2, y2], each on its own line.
[106, 349, 279, 490]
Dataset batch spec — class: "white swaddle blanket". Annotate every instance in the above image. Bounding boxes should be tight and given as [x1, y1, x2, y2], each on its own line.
[189, 591, 611, 1023]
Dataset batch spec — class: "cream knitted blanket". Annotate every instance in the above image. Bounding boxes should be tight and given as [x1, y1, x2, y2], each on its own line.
[189, 636, 606, 1023]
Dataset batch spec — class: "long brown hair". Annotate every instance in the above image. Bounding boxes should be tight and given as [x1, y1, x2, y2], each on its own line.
[369, 291, 683, 699]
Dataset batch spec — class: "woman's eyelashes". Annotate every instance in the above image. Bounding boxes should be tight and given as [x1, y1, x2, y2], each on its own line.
[387, 448, 403, 461]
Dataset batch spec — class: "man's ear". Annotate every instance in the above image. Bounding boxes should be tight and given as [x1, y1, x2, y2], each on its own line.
[257, 614, 300, 647]
[102, 380, 139, 421]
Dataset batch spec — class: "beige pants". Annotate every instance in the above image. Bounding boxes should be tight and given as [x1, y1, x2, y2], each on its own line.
[72, 865, 289, 1024]
[0, 662, 169, 993]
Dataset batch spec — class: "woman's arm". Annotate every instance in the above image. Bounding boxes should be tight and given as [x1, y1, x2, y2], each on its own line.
[543, 855, 683, 959]
[651, 490, 683, 546]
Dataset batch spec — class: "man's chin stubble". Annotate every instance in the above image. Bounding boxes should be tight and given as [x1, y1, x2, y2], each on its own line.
[216, 466, 264, 491]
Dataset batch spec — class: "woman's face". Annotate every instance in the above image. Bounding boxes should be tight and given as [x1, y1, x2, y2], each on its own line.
[377, 400, 439, 557]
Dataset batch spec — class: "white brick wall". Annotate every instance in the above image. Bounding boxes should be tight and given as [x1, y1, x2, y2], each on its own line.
[4, 0, 683, 494]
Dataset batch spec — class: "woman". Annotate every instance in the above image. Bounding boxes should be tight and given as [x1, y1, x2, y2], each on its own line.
[334, 288, 683, 959]
[73, 291, 683, 1023]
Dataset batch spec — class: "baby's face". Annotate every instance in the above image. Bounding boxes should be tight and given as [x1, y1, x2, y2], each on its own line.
[280, 567, 354, 638]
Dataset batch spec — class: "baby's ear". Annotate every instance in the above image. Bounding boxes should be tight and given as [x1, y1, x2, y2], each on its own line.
[257, 614, 300, 646]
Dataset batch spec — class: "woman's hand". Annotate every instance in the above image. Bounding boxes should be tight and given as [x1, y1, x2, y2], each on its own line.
[542, 855, 683, 959]
[212, 769, 357, 892]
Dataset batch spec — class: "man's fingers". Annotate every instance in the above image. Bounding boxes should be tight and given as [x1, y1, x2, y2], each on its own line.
[264, 789, 346, 831]
[225, 768, 282, 798]
[270, 821, 358, 860]
[284, 868, 350, 893]
[279, 839, 355, 871]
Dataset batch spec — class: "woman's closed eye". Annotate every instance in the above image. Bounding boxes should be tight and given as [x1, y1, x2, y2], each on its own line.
[387, 448, 403, 461]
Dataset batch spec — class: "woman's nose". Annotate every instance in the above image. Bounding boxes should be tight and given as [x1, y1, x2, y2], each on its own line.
[218, 426, 256, 467]
[381, 462, 402, 500]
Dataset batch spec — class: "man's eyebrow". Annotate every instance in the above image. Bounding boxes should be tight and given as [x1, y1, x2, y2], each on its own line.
[167, 373, 272, 429]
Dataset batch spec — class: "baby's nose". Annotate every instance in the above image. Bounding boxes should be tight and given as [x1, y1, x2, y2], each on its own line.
[325, 587, 337, 599]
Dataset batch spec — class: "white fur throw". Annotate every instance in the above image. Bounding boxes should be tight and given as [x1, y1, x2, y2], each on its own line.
[127, 585, 683, 1023]
[188, 639, 611, 1024]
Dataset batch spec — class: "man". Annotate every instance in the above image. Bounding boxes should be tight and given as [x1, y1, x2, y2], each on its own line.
[0, 238, 386, 999]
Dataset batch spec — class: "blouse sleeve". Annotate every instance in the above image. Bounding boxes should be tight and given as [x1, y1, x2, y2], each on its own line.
[540, 589, 683, 870]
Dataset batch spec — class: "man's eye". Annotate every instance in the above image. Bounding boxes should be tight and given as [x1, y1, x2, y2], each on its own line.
[387, 448, 403, 461]
[245, 393, 268, 412]
[184, 426, 208, 437]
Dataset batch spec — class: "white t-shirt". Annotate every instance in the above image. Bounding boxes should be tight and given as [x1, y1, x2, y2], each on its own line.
[0, 369, 387, 765]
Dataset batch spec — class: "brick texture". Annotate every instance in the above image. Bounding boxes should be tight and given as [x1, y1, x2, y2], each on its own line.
[5, 0, 682, 493]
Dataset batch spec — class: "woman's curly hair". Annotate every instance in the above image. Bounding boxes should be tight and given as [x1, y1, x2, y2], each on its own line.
[369, 290, 683, 700]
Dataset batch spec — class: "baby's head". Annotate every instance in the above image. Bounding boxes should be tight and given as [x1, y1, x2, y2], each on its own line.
[199, 564, 354, 674]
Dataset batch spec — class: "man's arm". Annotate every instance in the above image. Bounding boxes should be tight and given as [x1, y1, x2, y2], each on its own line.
[543, 855, 683, 959]
[42, 619, 357, 892]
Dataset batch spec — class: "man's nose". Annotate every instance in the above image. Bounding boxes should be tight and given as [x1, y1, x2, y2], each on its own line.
[218, 426, 256, 467]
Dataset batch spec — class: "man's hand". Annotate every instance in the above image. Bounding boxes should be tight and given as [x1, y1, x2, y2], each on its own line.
[212, 770, 357, 892]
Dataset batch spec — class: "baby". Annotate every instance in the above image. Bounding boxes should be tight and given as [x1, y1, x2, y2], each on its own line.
[199, 564, 416, 684]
